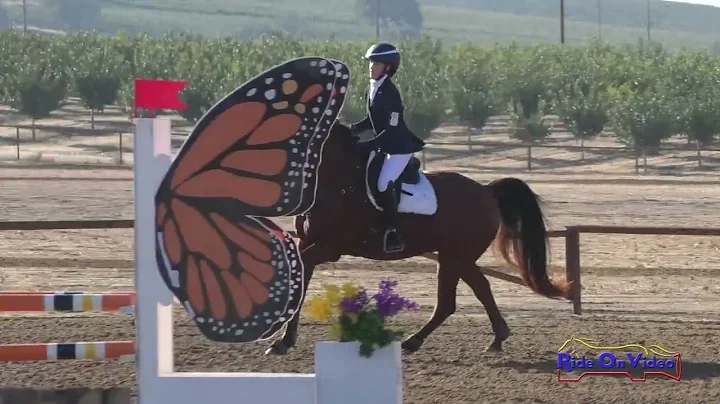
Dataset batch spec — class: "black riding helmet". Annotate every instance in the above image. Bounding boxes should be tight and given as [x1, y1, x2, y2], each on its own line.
[364, 42, 401, 78]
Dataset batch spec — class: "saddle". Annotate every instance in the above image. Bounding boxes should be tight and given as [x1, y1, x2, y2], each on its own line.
[365, 151, 422, 199]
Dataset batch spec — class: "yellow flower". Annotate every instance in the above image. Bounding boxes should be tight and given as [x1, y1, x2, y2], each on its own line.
[323, 284, 343, 307]
[340, 282, 359, 299]
[305, 296, 332, 321]
[329, 319, 342, 339]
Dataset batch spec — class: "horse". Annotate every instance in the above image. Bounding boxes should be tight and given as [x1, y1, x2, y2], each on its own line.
[264, 120, 570, 356]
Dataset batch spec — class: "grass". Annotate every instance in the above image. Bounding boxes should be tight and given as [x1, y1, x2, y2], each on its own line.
[5, 0, 720, 49]
[101, 0, 720, 48]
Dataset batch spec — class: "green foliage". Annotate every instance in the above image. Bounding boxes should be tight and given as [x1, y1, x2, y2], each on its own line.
[395, 36, 446, 139]
[69, 35, 129, 118]
[680, 85, 720, 146]
[502, 44, 553, 120]
[445, 44, 506, 128]
[338, 311, 397, 358]
[608, 86, 679, 148]
[510, 104, 551, 143]
[4, 31, 720, 147]
[7, 44, 69, 123]
[10, 72, 67, 120]
[551, 48, 611, 140]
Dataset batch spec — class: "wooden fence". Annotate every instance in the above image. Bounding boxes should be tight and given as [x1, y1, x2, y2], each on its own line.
[2, 220, 719, 315]
[3, 124, 720, 172]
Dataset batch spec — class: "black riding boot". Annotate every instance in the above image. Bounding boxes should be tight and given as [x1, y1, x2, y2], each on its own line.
[380, 182, 404, 253]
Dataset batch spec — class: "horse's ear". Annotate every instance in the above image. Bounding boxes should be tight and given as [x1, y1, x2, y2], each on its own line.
[334, 119, 351, 131]
[332, 119, 353, 137]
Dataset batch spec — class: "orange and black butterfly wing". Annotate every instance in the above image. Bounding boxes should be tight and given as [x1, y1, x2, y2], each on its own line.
[156, 56, 351, 219]
[153, 57, 350, 342]
[155, 207, 304, 342]
[288, 59, 351, 215]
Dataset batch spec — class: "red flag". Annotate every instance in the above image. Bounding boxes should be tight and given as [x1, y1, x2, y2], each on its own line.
[133, 79, 188, 114]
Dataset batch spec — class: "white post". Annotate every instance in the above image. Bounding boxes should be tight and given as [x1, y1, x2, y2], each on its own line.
[134, 117, 175, 402]
[315, 341, 403, 404]
[133, 117, 316, 404]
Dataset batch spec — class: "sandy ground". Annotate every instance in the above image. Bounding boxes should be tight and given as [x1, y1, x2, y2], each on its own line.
[0, 102, 719, 402]
[1, 166, 719, 403]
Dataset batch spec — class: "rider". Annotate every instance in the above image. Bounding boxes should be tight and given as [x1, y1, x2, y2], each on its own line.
[348, 42, 426, 254]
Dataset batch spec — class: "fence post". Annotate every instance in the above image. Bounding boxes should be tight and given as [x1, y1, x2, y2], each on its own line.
[467, 126, 472, 151]
[421, 149, 426, 170]
[564, 227, 582, 315]
[526, 145, 532, 171]
[634, 147, 639, 173]
[118, 132, 123, 164]
[15, 127, 20, 160]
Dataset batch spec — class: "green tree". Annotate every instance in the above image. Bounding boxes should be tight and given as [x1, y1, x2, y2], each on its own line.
[72, 46, 128, 128]
[608, 84, 679, 148]
[395, 36, 447, 139]
[501, 44, 555, 120]
[445, 44, 506, 130]
[10, 64, 68, 139]
[510, 101, 551, 143]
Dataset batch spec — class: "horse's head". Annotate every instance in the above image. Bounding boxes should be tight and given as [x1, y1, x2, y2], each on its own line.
[320, 120, 368, 185]
[307, 119, 371, 214]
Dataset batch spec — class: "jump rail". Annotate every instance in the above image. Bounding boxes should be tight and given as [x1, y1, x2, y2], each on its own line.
[2, 220, 719, 316]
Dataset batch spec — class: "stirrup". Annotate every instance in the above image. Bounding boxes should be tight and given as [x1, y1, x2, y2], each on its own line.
[383, 228, 404, 253]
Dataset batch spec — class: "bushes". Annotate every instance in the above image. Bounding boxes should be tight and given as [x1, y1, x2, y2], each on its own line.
[2, 30, 720, 146]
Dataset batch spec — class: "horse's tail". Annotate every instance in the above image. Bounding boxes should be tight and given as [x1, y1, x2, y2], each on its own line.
[488, 177, 570, 299]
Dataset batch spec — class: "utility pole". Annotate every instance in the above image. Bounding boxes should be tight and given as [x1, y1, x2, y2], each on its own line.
[597, 0, 602, 40]
[22, 0, 27, 34]
[375, 0, 380, 40]
[560, 0, 565, 44]
[647, 0, 651, 42]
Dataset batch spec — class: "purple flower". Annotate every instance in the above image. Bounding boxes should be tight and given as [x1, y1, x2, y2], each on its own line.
[340, 288, 369, 314]
[372, 279, 420, 318]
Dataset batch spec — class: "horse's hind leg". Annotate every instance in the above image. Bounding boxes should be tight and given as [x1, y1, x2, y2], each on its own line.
[401, 254, 461, 353]
[460, 263, 510, 352]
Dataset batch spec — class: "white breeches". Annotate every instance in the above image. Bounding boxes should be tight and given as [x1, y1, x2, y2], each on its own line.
[378, 153, 413, 192]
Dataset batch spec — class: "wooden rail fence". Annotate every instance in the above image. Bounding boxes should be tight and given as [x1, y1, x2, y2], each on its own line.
[2, 220, 719, 315]
[3, 123, 719, 172]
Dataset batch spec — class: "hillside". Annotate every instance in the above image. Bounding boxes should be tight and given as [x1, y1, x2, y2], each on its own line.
[2, 0, 720, 49]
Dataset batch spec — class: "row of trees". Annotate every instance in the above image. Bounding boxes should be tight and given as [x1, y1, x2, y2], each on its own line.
[2, 30, 720, 147]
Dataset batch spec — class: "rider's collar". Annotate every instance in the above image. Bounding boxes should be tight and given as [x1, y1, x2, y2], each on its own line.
[370, 74, 387, 88]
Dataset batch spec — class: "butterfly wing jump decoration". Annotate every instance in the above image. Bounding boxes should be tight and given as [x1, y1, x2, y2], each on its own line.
[154, 57, 351, 342]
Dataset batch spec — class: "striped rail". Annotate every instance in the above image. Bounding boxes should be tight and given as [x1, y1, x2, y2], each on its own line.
[0, 341, 135, 361]
[0, 292, 135, 312]
[0, 291, 136, 362]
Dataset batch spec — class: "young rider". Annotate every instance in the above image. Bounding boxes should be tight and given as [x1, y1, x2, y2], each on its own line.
[349, 42, 426, 254]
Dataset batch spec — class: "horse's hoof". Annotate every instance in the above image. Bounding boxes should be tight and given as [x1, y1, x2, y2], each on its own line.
[264, 341, 290, 356]
[485, 339, 503, 353]
[401, 336, 424, 353]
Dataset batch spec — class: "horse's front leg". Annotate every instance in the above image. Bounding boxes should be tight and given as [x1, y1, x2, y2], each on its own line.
[264, 240, 340, 355]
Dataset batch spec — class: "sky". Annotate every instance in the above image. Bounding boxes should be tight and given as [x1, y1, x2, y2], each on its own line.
[664, 0, 720, 7]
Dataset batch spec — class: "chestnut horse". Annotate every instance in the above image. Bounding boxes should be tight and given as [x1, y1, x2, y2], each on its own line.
[264, 121, 570, 356]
